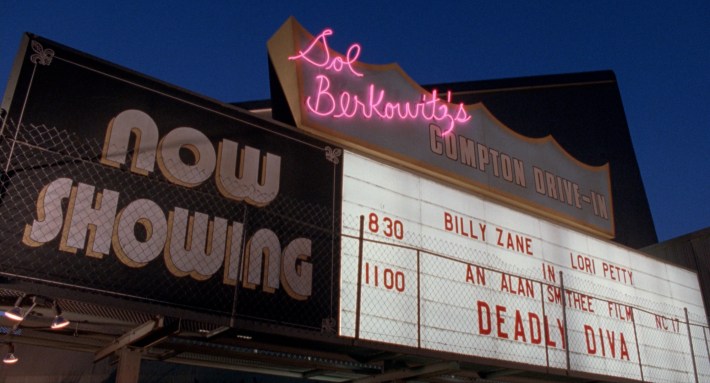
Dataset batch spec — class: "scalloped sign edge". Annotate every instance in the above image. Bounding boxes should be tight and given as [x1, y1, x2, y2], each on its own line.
[267, 17, 614, 238]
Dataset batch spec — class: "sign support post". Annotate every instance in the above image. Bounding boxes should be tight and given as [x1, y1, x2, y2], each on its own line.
[417, 250, 422, 349]
[685, 307, 699, 383]
[559, 271, 570, 373]
[355, 215, 365, 340]
[540, 280, 550, 370]
[631, 308, 644, 381]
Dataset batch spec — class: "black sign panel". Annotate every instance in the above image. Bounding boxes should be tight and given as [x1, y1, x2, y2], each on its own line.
[0, 34, 342, 330]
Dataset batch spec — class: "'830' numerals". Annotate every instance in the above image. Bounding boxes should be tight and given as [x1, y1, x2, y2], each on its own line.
[368, 212, 404, 240]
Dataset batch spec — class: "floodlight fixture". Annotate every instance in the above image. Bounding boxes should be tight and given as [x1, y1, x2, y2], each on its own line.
[50, 301, 70, 330]
[2, 343, 18, 364]
[4, 296, 25, 322]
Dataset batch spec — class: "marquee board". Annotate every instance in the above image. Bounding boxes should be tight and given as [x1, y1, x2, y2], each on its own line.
[339, 150, 707, 381]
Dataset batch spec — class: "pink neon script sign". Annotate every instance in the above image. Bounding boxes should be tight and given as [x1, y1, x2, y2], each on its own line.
[289, 29, 471, 134]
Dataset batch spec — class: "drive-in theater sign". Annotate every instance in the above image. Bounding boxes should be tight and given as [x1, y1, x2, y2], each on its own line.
[1, 17, 708, 383]
[0, 34, 343, 330]
[267, 17, 710, 382]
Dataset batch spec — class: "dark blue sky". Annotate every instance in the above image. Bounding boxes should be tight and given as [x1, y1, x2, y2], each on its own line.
[2, 1, 708, 242]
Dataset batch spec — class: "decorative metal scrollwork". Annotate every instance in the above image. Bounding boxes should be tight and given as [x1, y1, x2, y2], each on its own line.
[30, 41, 54, 66]
[325, 146, 342, 164]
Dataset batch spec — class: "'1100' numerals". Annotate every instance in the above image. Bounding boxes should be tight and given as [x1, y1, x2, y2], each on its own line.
[365, 262, 405, 292]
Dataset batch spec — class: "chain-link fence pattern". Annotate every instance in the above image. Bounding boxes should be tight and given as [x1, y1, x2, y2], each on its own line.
[4, 113, 709, 381]
[341, 214, 710, 382]
[0, 118, 340, 331]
